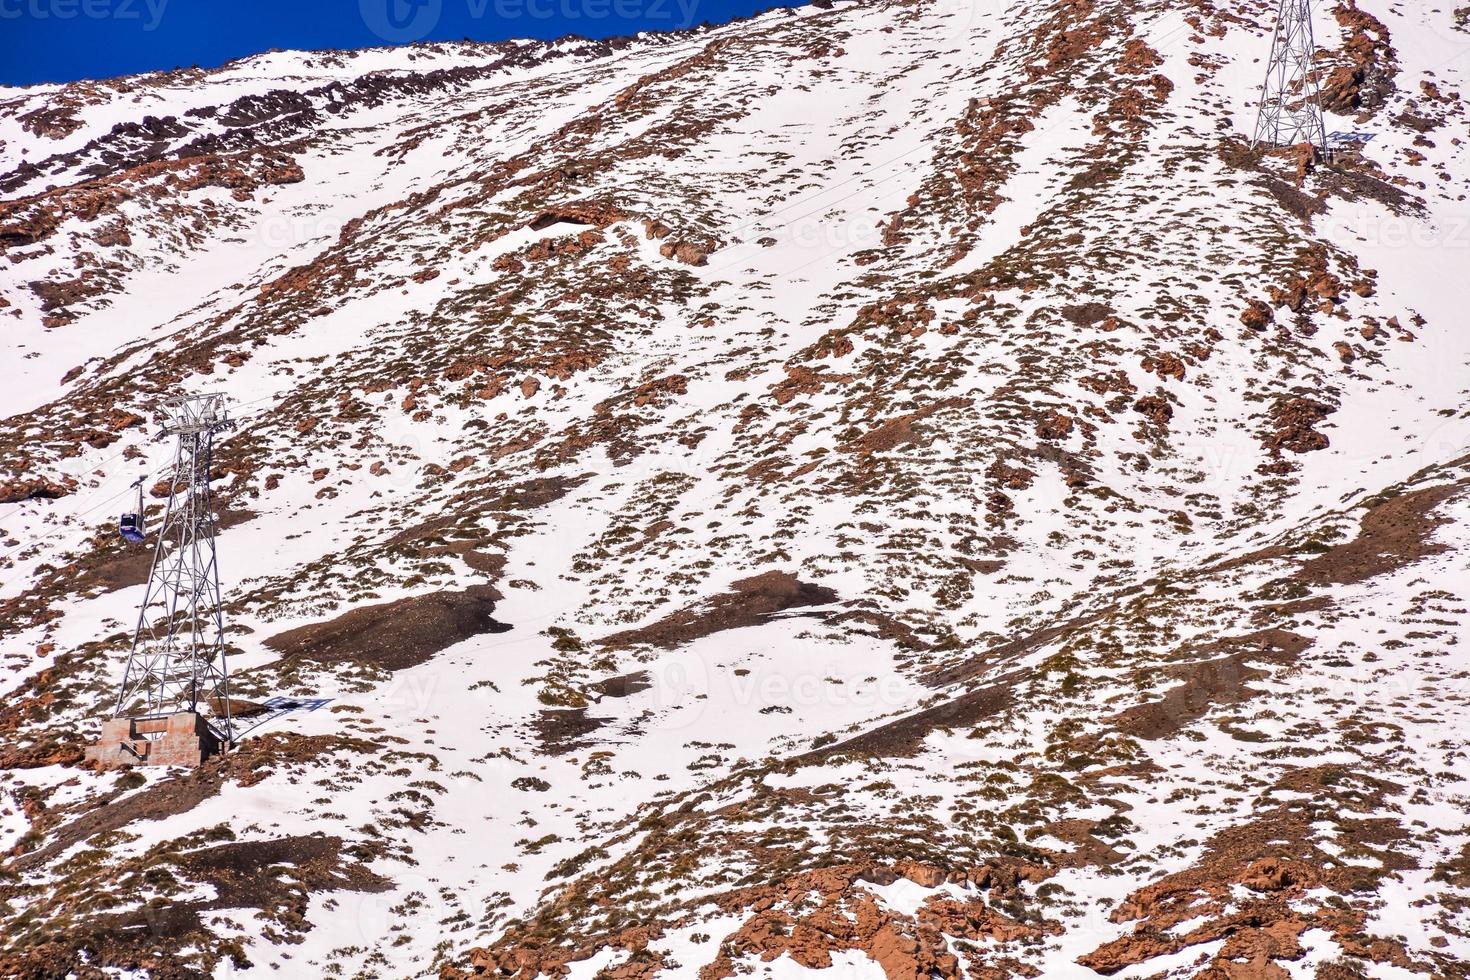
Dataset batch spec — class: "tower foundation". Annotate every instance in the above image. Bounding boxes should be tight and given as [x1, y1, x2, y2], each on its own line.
[84, 711, 223, 769]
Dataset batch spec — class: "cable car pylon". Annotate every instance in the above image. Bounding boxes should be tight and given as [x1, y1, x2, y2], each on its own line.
[87, 393, 238, 768]
[1251, 0, 1328, 154]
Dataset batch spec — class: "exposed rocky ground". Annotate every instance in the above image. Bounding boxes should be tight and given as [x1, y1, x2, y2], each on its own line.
[1, 0, 1468, 976]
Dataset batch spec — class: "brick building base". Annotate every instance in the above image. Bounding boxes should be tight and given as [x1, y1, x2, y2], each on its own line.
[84, 712, 223, 768]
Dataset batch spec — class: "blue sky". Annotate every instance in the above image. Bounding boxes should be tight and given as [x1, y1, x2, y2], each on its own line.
[0, 0, 807, 86]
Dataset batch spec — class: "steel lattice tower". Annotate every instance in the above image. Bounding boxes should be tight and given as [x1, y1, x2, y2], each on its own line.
[1252, 0, 1328, 151]
[113, 393, 237, 745]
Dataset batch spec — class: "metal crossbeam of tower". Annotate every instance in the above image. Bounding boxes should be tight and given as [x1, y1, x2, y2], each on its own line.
[113, 393, 237, 745]
[1252, 0, 1328, 151]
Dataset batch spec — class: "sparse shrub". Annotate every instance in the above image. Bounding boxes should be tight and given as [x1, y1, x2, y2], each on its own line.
[512, 777, 551, 792]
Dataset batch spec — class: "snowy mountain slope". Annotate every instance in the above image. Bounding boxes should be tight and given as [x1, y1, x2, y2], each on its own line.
[1, 0, 1468, 975]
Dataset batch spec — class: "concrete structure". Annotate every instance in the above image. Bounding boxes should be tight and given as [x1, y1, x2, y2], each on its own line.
[84, 711, 223, 768]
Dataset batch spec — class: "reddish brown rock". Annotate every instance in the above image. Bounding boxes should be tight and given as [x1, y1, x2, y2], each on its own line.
[527, 201, 627, 230]
[772, 365, 852, 406]
[1286, 141, 1319, 184]
[1142, 351, 1186, 381]
[1078, 928, 1182, 974]
[30, 276, 108, 315]
[1133, 395, 1173, 427]
[17, 104, 85, 139]
[659, 240, 710, 266]
[1059, 302, 1114, 328]
[0, 149, 304, 252]
[896, 860, 946, 888]
[846, 398, 969, 454]
[95, 219, 131, 247]
[987, 459, 1035, 490]
[1264, 397, 1335, 455]
[1320, 0, 1396, 114]
[525, 229, 603, 262]
[1269, 280, 1308, 313]
[1240, 299, 1274, 331]
[0, 476, 75, 504]
[105, 409, 144, 431]
[1036, 409, 1075, 441]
